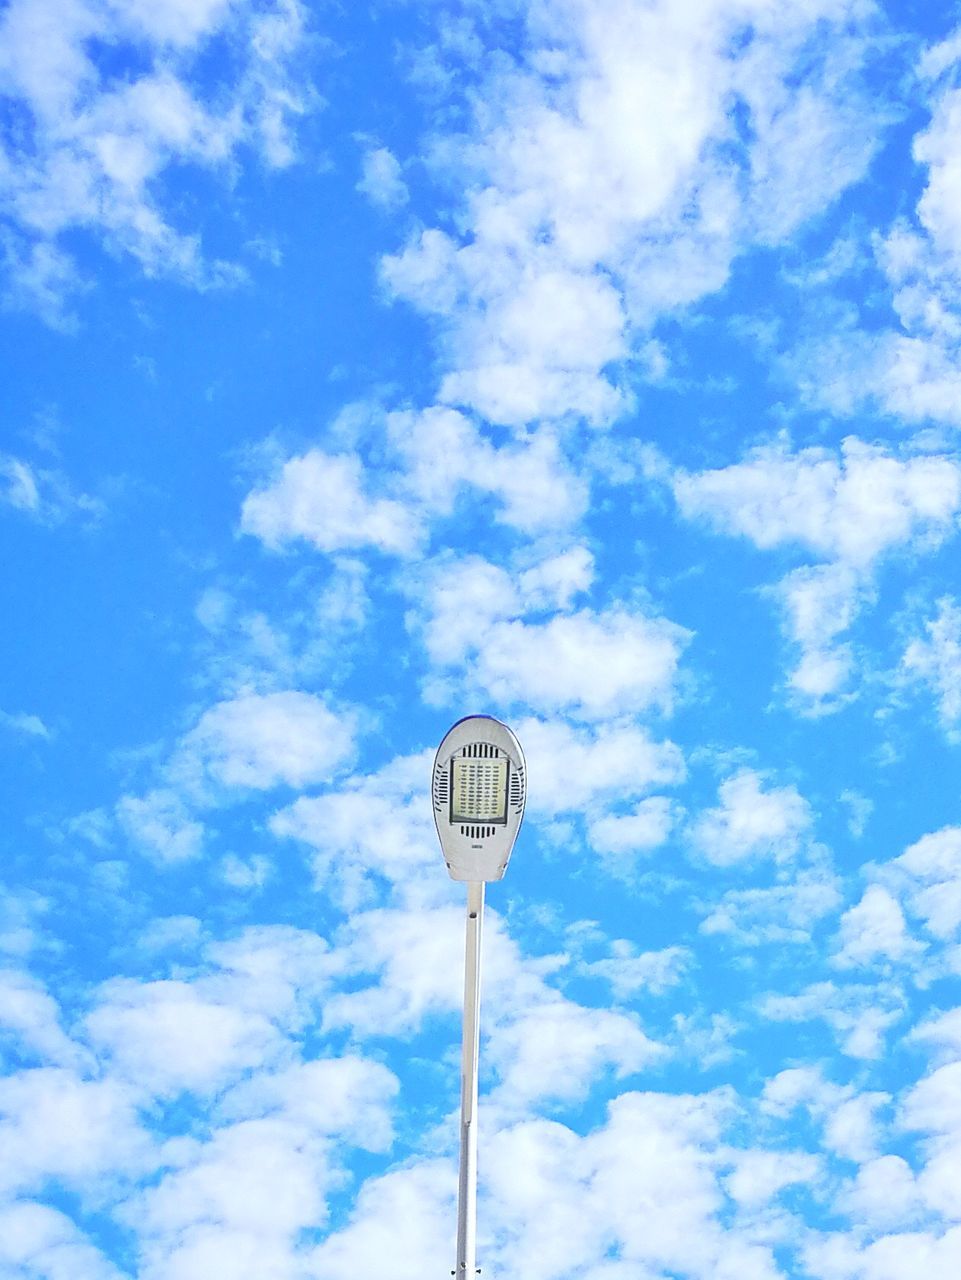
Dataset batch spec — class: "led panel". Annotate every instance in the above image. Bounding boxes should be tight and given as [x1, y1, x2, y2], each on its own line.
[451, 757, 509, 824]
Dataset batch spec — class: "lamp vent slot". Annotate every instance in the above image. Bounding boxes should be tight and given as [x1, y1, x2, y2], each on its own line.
[433, 766, 449, 812]
[509, 767, 525, 812]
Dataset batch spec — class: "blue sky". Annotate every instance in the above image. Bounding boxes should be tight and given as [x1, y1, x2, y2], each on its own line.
[2, 1, 961, 1276]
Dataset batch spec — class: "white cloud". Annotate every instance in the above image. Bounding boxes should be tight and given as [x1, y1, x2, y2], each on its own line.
[241, 449, 422, 557]
[0, 0, 313, 319]
[897, 1059, 961, 1222]
[672, 1011, 741, 1070]
[884, 825, 961, 941]
[910, 1006, 961, 1066]
[306, 1160, 452, 1280]
[788, 38, 961, 433]
[80, 926, 337, 1105]
[114, 694, 354, 871]
[317, 903, 466, 1038]
[131, 1140, 320, 1279]
[202, 925, 336, 1032]
[0, 707, 49, 739]
[434, 267, 629, 428]
[901, 596, 961, 737]
[135, 1216, 305, 1280]
[0, 1068, 151, 1197]
[192, 565, 372, 696]
[241, 411, 590, 564]
[384, 232, 629, 427]
[0, 236, 86, 330]
[587, 796, 676, 858]
[220, 853, 272, 889]
[700, 865, 842, 944]
[0, 891, 44, 959]
[803, 1226, 961, 1280]
[840, 789, 873, 839]
[831, 885, 922, 969]
[84, 978, 285, 1098]
[382, 0, 883, 427]
[825, 1093, 892, 1164]
[515, 545, 596, 609]
[114, 0, 237, 51]
[219, 1055, 398, 1151]
[740, 20, 880, 247]
[759, 981, 906, 1060]
[0, 1201, 125, 1280]
[724, 1149, 821, 1210]
[316, 899, 663, 1112]
[126, 1055, 398, 1280]
[760, 1063, 837, 1117]
[481, 1089, 782, 1280]
[177, 690, 356, 792]
[486, 997, 664, 1113]
[138, 915, 203, 952]
[673, 438, 961, 708]
[416, 551, 690, 720]
[761, 1065, 889, 1162]
[270, 749, 438, 905]
[776, 563, 865, 710]
[470, 609, 687, 718]
[689, 769, 840, 959]
[116, 788, 204, 863]
[0, 451, 103, 525]
[690, 769, 811, 866]
[835, 1155, 924, 1231]
[518, 716, 685, 820]
[388, 406, 588, 532]
[357, 145, 409, 208]
[900, 1060, 961, 1141]
[0, 454, 41, 511]
[0, 969, 84, 1067]
[915, 80, 961, 262]
[415, 550, 577, 661]
[316, 1090, 784, 1280]
[674, 438, 961, 569]
[580, 942, 691, 1000]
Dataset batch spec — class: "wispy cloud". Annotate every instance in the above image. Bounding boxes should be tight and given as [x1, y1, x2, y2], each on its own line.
[0, 0, 316, 322]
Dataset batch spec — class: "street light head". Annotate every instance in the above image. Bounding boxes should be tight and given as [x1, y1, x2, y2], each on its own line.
[432, 715, 526, 882]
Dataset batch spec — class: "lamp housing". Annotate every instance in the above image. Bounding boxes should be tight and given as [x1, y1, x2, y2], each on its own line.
[432, 715, 526, 882]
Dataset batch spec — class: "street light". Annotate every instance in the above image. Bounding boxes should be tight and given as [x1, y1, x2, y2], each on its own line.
[432, 715, 527, 1279]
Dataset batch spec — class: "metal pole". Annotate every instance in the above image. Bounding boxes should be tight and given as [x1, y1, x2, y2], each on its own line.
[455, 880, 484, 1278]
